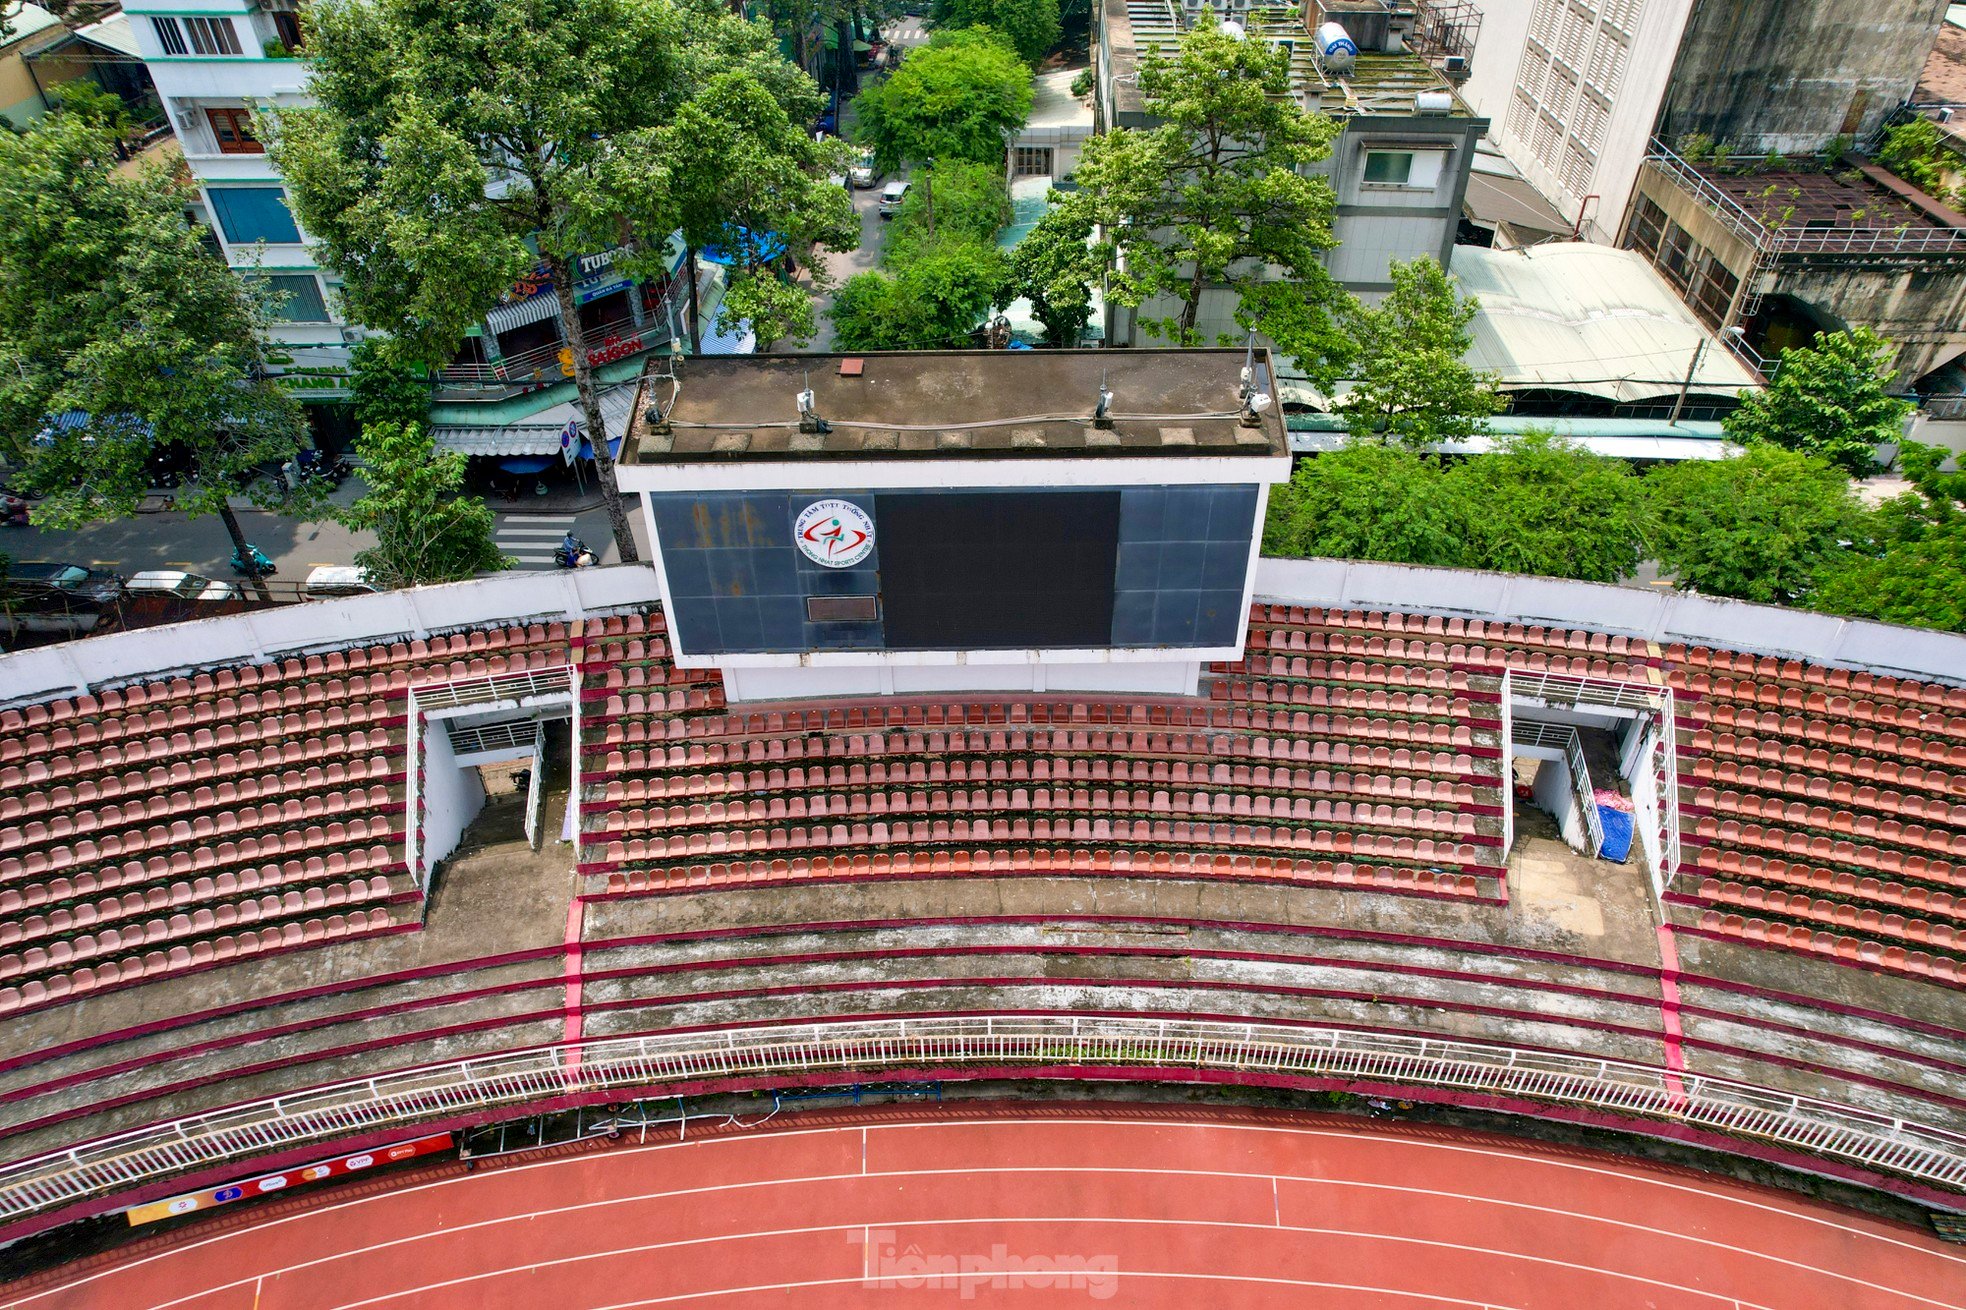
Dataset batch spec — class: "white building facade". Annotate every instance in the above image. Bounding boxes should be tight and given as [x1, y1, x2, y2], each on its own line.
[129, 0, 355, 400]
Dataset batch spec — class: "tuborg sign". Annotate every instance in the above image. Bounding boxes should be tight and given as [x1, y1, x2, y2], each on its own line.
[794, 499, 876, 568]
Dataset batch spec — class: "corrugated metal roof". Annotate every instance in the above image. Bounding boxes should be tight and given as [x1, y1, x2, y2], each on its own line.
[430, 381, 642, 456]
[2, 4, 63, 47]
[1452, 243, 1760, 405]
[72, 13, 140, 57]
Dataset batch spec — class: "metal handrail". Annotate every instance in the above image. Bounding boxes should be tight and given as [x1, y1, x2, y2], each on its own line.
[1508, 720, 1604, 858]
[1644, 140, 1966, 259]
[1, 1013, 1961, 1225]
[448, 719, 542, 756]
[408, 666, 576, 712]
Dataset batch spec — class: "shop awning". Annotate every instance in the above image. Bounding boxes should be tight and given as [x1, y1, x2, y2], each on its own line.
[427, 424, 568, 456]
[485, 291, 563, 336]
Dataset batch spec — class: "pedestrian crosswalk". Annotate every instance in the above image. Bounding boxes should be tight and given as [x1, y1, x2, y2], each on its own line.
[496, 514, 577, 569]
[886, 19, 925, 42]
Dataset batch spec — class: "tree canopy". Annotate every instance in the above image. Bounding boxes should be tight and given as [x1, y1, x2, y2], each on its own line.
[1646, 444, 1863, 603]
[1262, 441, 1473, 567]
[339, 422, 509, 588]
[270, 0, 836, 558]
[0, 114, 309, 580]
[1071, 9, 1341, 346]
[1447, 431, 1651, 583]
[664, 71, 857, 351]
[828, 240, 1012, 349]
[1721, 326, 1912, 476]
[852, 28, 1034, 176]
[883, 158, 1012, 264]
[929, 0, 1059, 65]
[1338, 257, 1503, 447]
[1812, 440, 1966, 632]
[1010, 198, 1103, 347]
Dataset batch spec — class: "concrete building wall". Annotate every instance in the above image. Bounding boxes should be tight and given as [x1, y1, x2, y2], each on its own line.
[1465, 0, 1695, 240]
[1766, 260, 1966, 383]
[1659, 0, 1949, 152]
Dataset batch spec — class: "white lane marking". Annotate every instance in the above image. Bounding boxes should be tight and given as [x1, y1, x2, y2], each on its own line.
[316, 1214, 1776, 1310]
[18, 1162, 1950, 1310]
[20, 1116, 1956, 1307]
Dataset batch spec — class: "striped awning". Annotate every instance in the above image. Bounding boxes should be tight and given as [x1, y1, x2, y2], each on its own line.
[484, 291, 563, 337]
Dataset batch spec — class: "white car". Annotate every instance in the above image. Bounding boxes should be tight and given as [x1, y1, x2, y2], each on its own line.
[878, 179, 911, 218]
[125, 571, 241, 602]
[850, 153, 881, 188]
[303, 565, 379, 599]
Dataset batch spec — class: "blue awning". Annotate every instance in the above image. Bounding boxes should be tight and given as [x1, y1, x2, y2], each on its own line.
[701, 228, 788, 267]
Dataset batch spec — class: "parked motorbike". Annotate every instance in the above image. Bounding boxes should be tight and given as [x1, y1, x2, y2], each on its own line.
[0, 493, 30, 527]
[295, 449, 353, 489]
[231, 544, 276, 578]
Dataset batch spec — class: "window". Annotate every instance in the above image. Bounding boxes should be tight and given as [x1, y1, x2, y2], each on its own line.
[270, 10, 303, 51]
[151, 16, 187, 55]
[1361, 149, 1445, 190]
[183, 16, 242, 55]
[1363, 151, 1413, 185]
[207, 187, 301, 245]
[263, 274, 329, 322]
[205, 108, 261, 154]
[1012, 146, 1053, 178]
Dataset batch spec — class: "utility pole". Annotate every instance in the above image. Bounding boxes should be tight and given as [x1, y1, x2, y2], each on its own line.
[1668, 337, 1711, 426]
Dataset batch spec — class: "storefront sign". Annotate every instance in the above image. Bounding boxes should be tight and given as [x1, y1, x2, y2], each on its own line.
[124, 1133, 454, 1227]
[794, 499, 876, 568]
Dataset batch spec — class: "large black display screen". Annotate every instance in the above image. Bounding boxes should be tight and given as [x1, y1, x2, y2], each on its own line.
[878, 491, 1120, 649]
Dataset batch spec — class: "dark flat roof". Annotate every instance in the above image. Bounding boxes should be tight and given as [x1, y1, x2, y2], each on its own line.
[628, 349, 1290, 462]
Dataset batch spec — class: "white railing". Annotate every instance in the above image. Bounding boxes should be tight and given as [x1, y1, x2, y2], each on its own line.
[1505, 670, 1678, 884]
[1510, 720, 1603, 858]
[1497, 672, 1514, 860]
[448, 719, 541, 757]
[409, 666, 576, 713]
[2, 1013, 1961, 1227]
[522, 724, 547, 852]
[404, 706, 423, 891]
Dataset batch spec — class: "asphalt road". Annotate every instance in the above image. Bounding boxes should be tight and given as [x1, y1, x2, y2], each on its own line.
[2, 496, 623, 584]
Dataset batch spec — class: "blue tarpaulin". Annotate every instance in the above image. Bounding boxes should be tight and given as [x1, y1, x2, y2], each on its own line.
[1597, 806, 1634, 862]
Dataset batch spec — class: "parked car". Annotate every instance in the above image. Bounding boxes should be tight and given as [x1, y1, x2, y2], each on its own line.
[302, 565, 380, 599]
[8, 561, 123, 606]
[125, 570, 242, 603]
[1, 561, 121, 638]
[878, 179, 911, 218]
[849, 152, 881, 188]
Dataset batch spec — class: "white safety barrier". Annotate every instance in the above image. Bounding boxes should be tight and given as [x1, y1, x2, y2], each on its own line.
[1, 1013, 1961, 1226]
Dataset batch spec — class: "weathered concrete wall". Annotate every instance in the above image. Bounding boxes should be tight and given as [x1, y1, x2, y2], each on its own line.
[1769, 259, 1966, 382]
[1659, 0, 1949, 151]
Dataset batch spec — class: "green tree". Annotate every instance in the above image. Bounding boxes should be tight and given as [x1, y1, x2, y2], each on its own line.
[665, 71, 858, 351]
[48, 81, 135, 145]
[1072, 9, 1341, 345]
[0, 116, 309, 595]
[1645, 445, 1862, 603]
[1812, 440, 1966, 632]
[852, 27, 1033, 220]
[349, 339, 432, 433]
[270, 0, 824, 562]
[930, 0, 1059, 65]
[1877, 118, 1951, 196]
[339, 422, 509, 588]
[1337, 257, 1503, 448]
[883, 158, 1011, 263]
[828, 240, 1011, 349]
[1262, 443, 1470, 567]
[1446, 431, 1650, 582]
[1010, 199, 1103, 347]
[1721, 327, 1911, 476]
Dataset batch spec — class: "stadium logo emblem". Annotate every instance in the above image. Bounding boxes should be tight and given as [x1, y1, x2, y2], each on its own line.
[794, 499, 875, 568]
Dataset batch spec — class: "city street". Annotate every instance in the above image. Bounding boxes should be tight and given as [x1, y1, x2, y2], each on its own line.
[2, 494, 625, 583]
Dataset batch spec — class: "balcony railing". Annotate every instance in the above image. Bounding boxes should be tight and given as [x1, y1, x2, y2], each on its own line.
[1646, 139, 1966, 259]
[433, 313, 670, 397]
[0, 1013, 1960, 1232]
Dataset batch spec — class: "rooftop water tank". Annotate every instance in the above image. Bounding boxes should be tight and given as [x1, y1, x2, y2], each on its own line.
[1415, 90, 1454, 115]
[1315, 20, 1358, 73]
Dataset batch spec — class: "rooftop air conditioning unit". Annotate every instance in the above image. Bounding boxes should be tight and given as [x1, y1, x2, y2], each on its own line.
[1442, 53, 1468, 75]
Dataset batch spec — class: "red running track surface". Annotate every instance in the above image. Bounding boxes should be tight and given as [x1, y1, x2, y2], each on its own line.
[6, 1103, 1963, 1309]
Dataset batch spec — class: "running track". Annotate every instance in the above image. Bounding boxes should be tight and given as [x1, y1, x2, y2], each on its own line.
[7, 1105, 1963, 1309]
